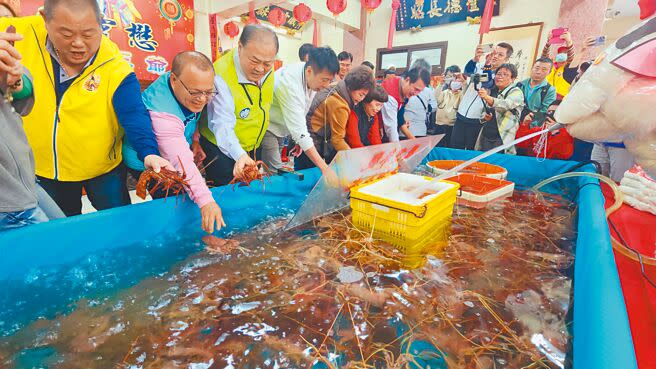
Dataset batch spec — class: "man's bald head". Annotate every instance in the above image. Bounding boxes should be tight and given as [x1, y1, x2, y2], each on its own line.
[171, 51, 214, 77]
[169, 51, 215, 113]
[239, 24, 279, 53]
[236, 25, 278, 83]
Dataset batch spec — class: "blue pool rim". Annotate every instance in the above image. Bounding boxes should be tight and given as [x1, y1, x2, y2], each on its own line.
[0, 147, 637, 369]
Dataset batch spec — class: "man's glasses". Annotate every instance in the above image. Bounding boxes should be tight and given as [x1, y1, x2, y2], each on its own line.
[174, 74, 218, 100]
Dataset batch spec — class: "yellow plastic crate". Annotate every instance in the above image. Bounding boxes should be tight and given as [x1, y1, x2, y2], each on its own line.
[350, 173, 459, 254]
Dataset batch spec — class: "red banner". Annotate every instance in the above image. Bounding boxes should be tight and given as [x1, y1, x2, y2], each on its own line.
[19, 0, 195, 81]
[209, 13, 218, 62]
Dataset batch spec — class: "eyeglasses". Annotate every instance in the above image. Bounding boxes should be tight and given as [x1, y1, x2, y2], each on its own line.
[174, 74, 218, 100]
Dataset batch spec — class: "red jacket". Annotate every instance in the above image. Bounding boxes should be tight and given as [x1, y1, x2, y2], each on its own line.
[516, 123, 574, 160]
[345, 109, 382, 148]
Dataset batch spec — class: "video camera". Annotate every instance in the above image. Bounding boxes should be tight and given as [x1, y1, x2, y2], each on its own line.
[472, 73, 489, 91]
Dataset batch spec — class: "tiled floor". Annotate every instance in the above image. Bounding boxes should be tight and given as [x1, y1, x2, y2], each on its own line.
[81, 190, 152, 214]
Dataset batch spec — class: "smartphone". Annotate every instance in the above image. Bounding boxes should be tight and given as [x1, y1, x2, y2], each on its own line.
[589, 35, 606, 47]
[533, 111, 547, 125]
[481, 43, 494, 53]
[549, 27, 568, 44]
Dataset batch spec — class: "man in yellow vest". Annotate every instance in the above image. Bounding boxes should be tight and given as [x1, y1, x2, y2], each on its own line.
[197, 25, 277, 186]
[0, 0, 172, 216]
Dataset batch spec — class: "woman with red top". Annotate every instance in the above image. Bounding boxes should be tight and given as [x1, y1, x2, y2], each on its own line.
[345, 86, 388, 148]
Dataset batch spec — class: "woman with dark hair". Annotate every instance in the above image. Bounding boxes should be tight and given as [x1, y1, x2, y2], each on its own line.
[295, 65, 375, 169]
[345, 86, 388, 148]
[475, 63, 525, 154]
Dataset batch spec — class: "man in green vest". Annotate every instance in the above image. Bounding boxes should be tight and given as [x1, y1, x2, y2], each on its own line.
[197, 25, 278, 186]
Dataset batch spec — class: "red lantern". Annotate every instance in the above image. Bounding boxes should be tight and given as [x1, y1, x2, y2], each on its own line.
[326, 0, 347, 17]
[268, 7, 287, 27]
[362, 0, 381, 13]
[223, 21, 240, 39]
[293, 3, 313, 24]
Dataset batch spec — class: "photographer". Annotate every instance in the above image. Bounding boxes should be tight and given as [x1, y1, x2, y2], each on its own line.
[518, 57, 556, 122]
[475, 64, 525, 154]
[515, 100, 574, 160]
[451, 42, 514, 150]
[541, 30, 576, 99]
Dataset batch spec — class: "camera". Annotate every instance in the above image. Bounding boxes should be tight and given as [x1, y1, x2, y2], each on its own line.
[531, 110, 556, 125]
[472, 73, 489, 91]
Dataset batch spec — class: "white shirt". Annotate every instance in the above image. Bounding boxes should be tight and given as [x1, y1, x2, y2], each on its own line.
[381, 96, 400, 142]
[208, 51, 272, 161]
[457, 60, 491, 120]
[267, 62, 317, 151]
[403, 87, 436, 137]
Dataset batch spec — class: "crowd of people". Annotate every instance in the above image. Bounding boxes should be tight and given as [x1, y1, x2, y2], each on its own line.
[0, 0, 625, 235]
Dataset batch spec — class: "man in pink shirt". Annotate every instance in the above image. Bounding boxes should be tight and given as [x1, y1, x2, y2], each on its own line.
[123, 51, 225, 233]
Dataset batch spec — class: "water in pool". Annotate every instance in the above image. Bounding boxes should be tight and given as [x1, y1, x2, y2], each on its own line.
[0, 190, 576, 369]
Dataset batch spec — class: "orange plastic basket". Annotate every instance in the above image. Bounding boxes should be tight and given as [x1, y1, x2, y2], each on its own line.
[427, 160, 508, 179]
[446, 174, 515, 208]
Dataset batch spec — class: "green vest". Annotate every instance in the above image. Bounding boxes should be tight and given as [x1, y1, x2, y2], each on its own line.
[200, 49, 274, 152]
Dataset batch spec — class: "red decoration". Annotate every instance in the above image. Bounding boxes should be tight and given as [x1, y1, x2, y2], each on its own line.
[293, 3, 313, 24]
[268, 6, 287, 27]
[223, 21, 240, 39]
[326, 0, 347, 17]
[479, 0, 495, 35]
[210, 14, 219, 61]
[247, 2, 259, 24]
[362, 0, 381, 13]
[388, 0, 400, 49]
[312, 18, 319, 46]
[638, 0, 656, 19]
[21, 0, 195, 82]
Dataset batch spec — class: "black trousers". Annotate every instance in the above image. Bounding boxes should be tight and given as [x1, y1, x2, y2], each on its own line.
[450, 115, 482, 150]
[294, 144, 336, 171]
[199, 135, 261, 187]
[127, 168, 172, 200]
[433, 125, 453, 148]
[37, 163, 130, 216]
[294, 151, 315, 171]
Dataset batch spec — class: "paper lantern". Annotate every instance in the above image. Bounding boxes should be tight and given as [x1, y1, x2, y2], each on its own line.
[268, 7, 287, 27]
[326, 0, 347, 17]
[223, 21, 240, 39]
[362, 0, 381, 13]
[293, 3, 313, 24]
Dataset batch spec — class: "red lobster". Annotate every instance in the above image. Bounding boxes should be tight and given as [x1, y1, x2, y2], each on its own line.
[136, 157, 192, 200]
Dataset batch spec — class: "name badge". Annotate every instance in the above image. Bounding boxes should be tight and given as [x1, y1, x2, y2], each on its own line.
[83, 72, 101, 92]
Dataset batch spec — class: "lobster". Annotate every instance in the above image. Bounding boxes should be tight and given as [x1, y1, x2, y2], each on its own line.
[228, 160, 271, 189]
[135, 157, 192, 200]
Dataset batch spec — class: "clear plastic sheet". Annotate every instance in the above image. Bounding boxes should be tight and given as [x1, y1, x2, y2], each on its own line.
[285, 135, 443, 230]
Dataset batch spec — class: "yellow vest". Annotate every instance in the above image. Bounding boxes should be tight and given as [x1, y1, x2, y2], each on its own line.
[200, 49, 274, 152]
[0, 16, 133, 181]
[547, 65, 571, 98]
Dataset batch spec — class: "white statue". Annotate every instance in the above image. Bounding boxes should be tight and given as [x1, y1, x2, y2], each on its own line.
[555, 6, 655, 213]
